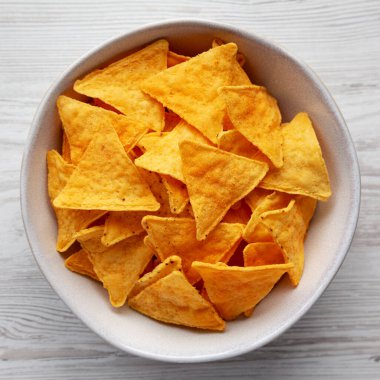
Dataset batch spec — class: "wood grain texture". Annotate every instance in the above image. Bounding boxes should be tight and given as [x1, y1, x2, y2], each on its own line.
[1, 0, 380, 378]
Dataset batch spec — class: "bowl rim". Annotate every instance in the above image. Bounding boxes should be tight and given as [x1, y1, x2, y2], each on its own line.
[20, 18, 361, 363]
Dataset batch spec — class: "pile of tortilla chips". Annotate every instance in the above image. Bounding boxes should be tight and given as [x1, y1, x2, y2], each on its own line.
[47, 38, 331, 332]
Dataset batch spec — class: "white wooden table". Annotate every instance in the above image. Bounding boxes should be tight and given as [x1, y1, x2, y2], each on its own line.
[1, 0, 379, 378]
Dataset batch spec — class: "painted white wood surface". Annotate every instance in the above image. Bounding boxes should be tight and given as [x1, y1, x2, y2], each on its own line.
[1, 0, 379, 378]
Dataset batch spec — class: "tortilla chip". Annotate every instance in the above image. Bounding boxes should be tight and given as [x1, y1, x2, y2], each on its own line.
[74, 39, 168, 131]
[92, 98, 121, 113]
[47, 150, 106, 252]
[136, 132, 166, 151]
[78, 228, 154, 307]
[53, 124, 160, 211]
[219, 85, 283, 168]
[167, 51, 190, 67]
[260, 199, 307, 286]
[135, 120, 209, 182]
[65, 249, 99, 281]
[141, 43, 239, 143]
[244, 188, 273, 211]
[61, 132, 71, 162]
[296, 195, 317, 227]
[243, 191, 292, 242]
[57, 96, 149, 164]
[142, 216, 243, 284]
[179, 140, 268, 240]
[128, 270, 225, 331]
[218, 129, 271, 165]
[101, 168, 174, 246]
[129, 255, 182, 299]
[192, 261, 293, 320]
[243, 242, 285, 266]
[260, 113, 332, 200]
[212, 38, 246, 67]
[161, 175, 189, 214]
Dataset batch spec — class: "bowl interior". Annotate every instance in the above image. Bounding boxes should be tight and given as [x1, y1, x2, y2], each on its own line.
[21, 20, 360, 363]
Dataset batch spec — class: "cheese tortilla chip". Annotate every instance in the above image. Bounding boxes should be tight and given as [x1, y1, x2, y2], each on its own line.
[74, 39, 168, 131]
[141, 43, 239, 143]
[243, 191, 292, 242]
[129, 255, 182, 299]
[243, 243, 284, 266]
[260, 113, 332, 200]
[57, 96, 148, 164]
[179, 140, 268, 240]
[65, 249, 99, 281]
[142, 216, 243, 284]
[218, 129, 271, 165]
[78, 228, 154, 307]
[128, 270, 225, 331]
[192, 261, 293, 320]
[135, 120, 209, 182]
[260, 199, 307, 286]
[219, 85, 283, 168]
[47, 150, 106, 252]
[53, 125, 160, 211]
[161, 175, 189, 214]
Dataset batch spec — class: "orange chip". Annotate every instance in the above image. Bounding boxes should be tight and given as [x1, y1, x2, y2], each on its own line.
[74, 39, 168, 131]
[161, 175, 189, 214]
[260, 113, 332, 200]
[129, 255, 182, 299]
[53, 125, 160, 212]
[142, 216, 243, 284]
[219, 85, 283, 168]
[135, 120, 209, 182]
[128, 269, 225, 331]
[243, 242, 285, 266]
[179, 140, 268, 240]
[243, 191, 292, 242]
[47, 150, 106, 252]
[192, 261, 293, 320]
[218, 129, 271, 165]
[141, 43, 239, 143]
[65, 249, 99, 281]
[222, 201, 252, 225]
[57, 96, 149, 164]
[212, 38, 246, 67]
[260, 199, 307, 286]
[77, 228, 154, 307]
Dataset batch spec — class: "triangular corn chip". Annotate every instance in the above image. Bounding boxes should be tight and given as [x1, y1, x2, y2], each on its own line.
[161, 174, 189, 214]
[244, 188, 273, 211]
[219, 85, 283, 168]
[260, 113, 332, 200]
[74, 39, 168, 131]
[141, 43, 239, 143]
[101, 169, 172, 246]
[260, 199, 307, 286]
[135, 120, 209, 182]
[218, 129, 271, 165]
[65, 249, 99, 281]
[128, 270, 225, 331]
[179, 140, 269, 240]
[53, 125, 160, 211]
[142, 216, 243, 284]
[78, 228, 154, 307]
[192, 261, 293, 320]
[295, 195, 317, 227]
[243, 191, 292, 242]
[243, 243, 284, 266]
[47, 150, 106, 252]
[212, 38, 247, 68]
[129, 255, 182, 299]
[57, 96, 149, 164]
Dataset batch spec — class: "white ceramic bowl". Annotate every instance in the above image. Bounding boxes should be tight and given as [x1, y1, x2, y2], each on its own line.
[20, 19, 360, 363]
